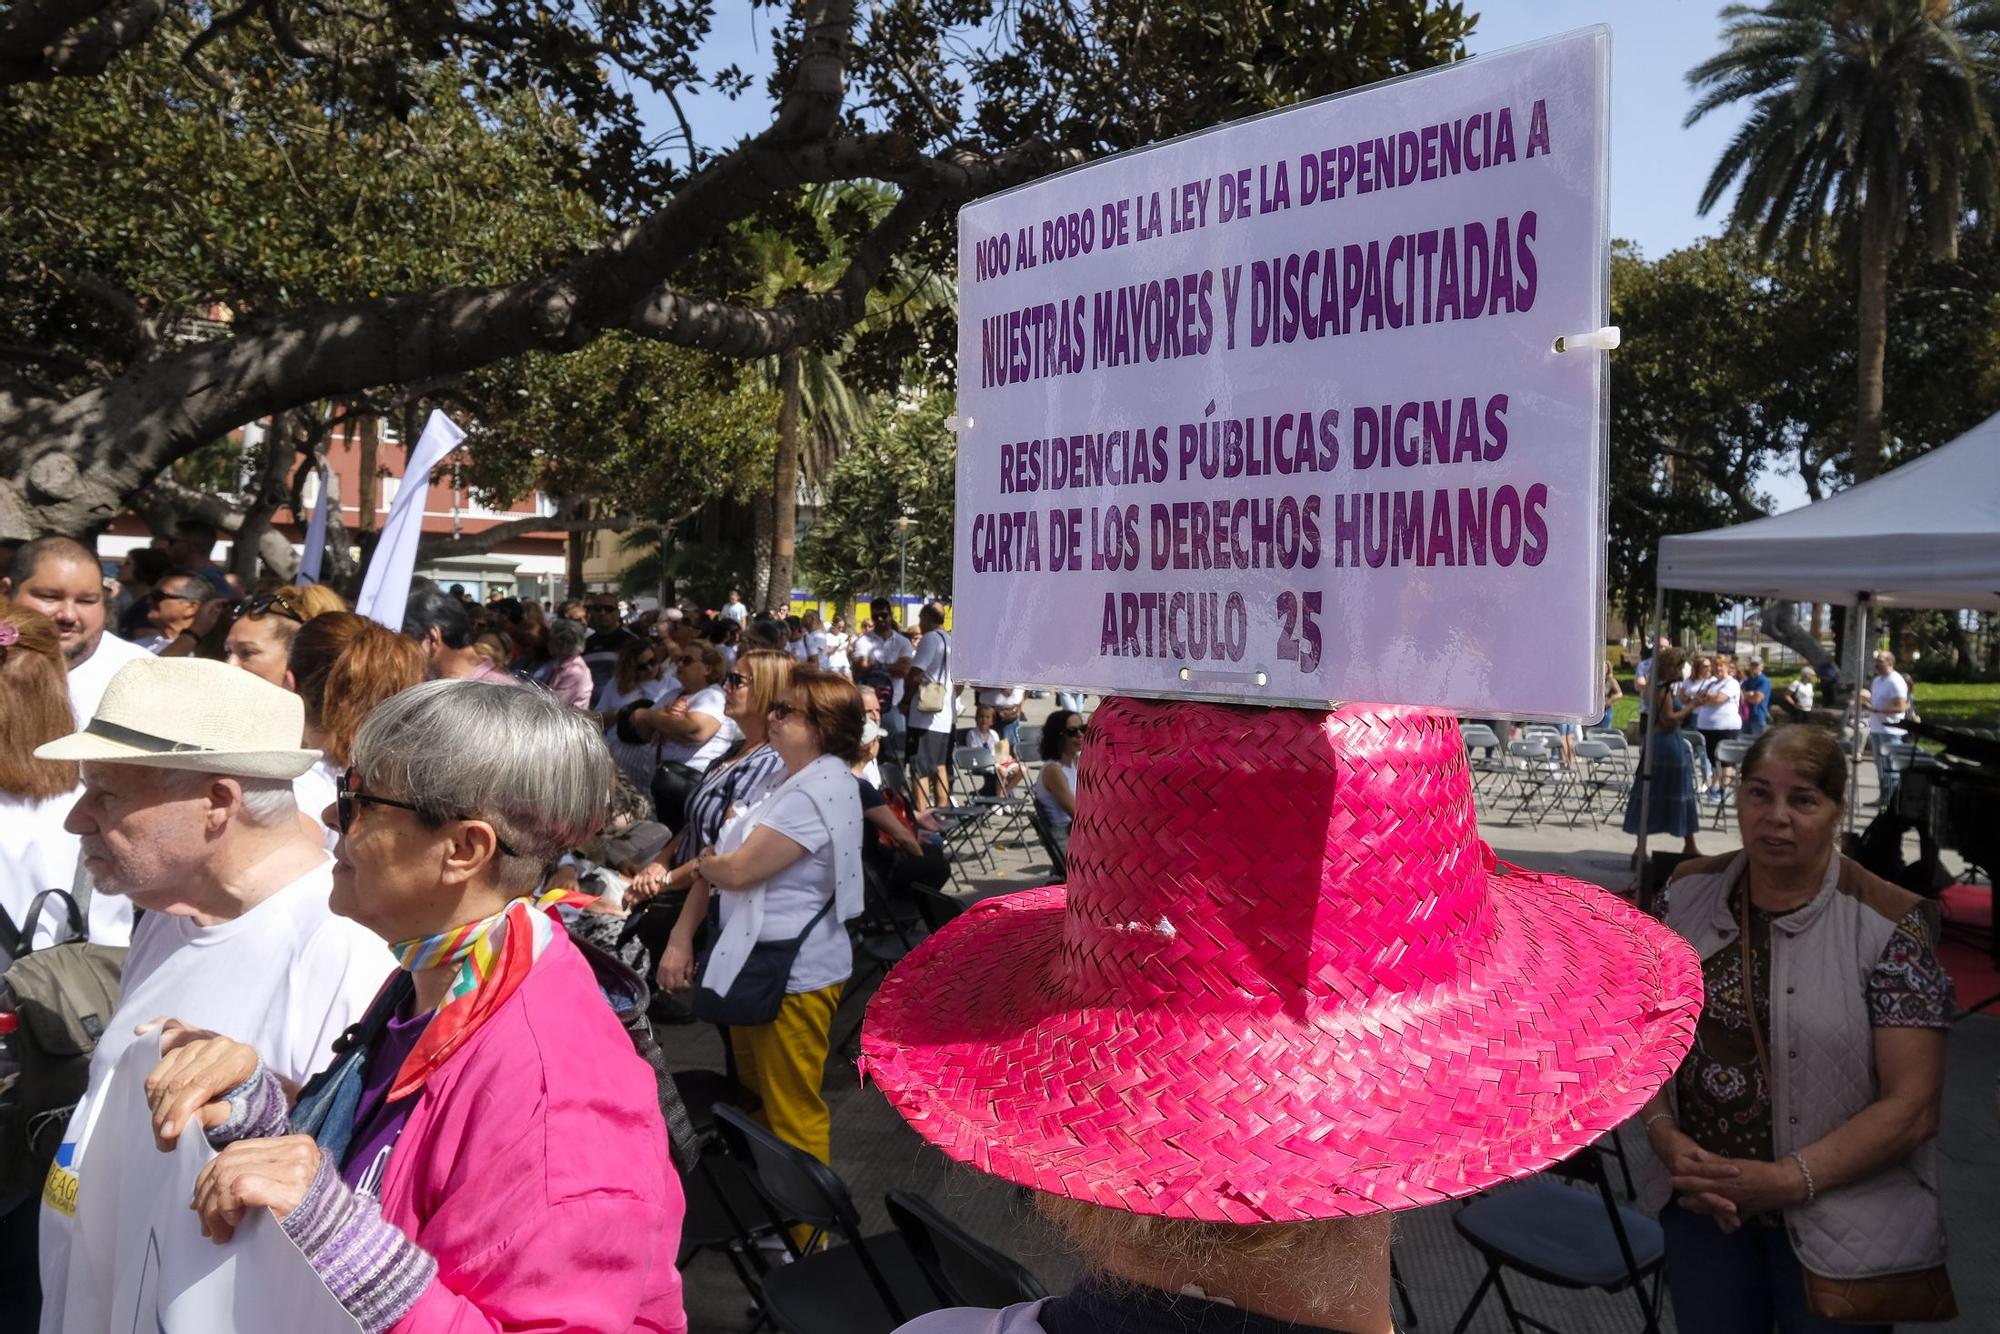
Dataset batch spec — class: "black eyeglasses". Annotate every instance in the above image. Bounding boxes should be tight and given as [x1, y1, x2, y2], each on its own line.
[1066, 725, 1089, 737]
[232, 590, 305, 625]
[673, 655, 698, 668]
[768, 702, 798, 720]
[725, 672, 747, 689]
[336, 769, 521, 857]
[154, 588, 202, 604]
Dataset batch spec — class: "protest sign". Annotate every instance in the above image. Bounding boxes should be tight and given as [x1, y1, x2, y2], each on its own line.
[58, 1035, 359, 1333]
[952, 29, 1610, 718]
[353, 408, 466, 632]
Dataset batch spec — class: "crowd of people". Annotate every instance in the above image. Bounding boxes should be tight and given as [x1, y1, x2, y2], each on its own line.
[0, 525, 1964, 1334]
[0, 532, 1071, 1332]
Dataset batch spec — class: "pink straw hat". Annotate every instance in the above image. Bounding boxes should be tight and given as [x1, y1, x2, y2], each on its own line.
[861, 698, 1702, 1223]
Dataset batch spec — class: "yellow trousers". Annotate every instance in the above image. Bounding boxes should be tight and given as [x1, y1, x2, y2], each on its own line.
[730, 982, 842, 1165]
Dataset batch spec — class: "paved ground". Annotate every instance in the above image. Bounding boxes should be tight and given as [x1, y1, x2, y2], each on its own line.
[668, 700, 2000, 1332]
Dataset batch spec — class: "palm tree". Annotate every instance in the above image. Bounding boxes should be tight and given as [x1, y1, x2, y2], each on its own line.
[741, 185, 951, 609]
[1687, 0, 2000, 479]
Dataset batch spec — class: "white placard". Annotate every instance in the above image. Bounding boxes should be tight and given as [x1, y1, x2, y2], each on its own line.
[58, 1035, 360, 1333]
[952, 29, 1610, 718]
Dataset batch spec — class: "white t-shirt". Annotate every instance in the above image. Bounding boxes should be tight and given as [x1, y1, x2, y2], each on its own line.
[293, 757, 340, 850]
[39, 859, 392, 1331]
[856, 631, 915, 706]
[974, 686, 1024, 710]
[803, 629, 828, 668]
[909, 630, 955, 735]
[595, 674, 671, 794]
[1869, 671, 1910, 735]
[0, 790, 133, 949]
[824, 632, 851, 674]
[714, 781, 856, 994]
[657, 685, 742, 772]
[1790, 679, 1815, 712]
[64, 631, 152, 727]
[720, 601, 747, 624]
[1693, 677, 1742, 731]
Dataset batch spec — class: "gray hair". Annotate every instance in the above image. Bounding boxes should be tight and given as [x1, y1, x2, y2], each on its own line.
[546, 617, 587, 658]
[140, 766, 299, 829]
[351, 679, 611, 892]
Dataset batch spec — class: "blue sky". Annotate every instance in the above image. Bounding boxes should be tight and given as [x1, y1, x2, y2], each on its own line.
[651, 3, 1812, 510]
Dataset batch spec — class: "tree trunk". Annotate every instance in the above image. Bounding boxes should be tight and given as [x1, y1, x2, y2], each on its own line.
[1854, 184, 1894, 482]
[356, 415, 380, 531]
[1762, 599, 1837, 682]
[565, 498, 588, 600]
[767, 348, 803, 614]
[230, 414, 296, 585]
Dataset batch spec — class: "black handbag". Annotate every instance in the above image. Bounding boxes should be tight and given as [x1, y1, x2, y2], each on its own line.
[692, 897, 835, 1027]
[650, 759, 703, 830]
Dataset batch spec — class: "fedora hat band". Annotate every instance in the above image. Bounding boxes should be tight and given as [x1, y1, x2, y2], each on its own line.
[86, 717, 220, 756]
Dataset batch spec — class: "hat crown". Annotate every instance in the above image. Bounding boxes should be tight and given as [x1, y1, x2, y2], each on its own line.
[1060, 699, 1491, 1012]
[94, 657, 306, 757]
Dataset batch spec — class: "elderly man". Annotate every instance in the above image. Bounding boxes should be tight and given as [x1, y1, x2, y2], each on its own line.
[128, 568, 206, 653]
[582, 591, 638, 697]
[32, 657, 391, 1332]
[0, 535, 152, 725]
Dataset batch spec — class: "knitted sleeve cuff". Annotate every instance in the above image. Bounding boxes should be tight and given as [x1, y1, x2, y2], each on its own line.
[207, 1064, 291, 1145]
[280, 1154, 438, 1334]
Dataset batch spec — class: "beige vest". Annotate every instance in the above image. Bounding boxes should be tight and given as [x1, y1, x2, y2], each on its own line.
[1633, 852, 1946, 1278]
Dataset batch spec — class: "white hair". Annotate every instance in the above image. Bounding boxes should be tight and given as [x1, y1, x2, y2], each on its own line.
[139, 767, 300, 829]
[351, 679, 611, 893]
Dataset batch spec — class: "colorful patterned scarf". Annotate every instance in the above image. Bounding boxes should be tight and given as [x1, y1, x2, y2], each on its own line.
[385, 885, 594, 1100]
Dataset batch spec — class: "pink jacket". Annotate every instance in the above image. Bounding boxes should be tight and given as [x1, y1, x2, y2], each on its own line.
[548, 655, 595, 711]
[377, 927, 686, 1333]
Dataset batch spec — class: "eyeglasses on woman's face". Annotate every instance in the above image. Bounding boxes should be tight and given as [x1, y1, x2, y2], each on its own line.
[1066, 724, 1089, 737]
[335, 768, 521, 858]
[725, 671, 748, 689]
[767, 701, 798, 721]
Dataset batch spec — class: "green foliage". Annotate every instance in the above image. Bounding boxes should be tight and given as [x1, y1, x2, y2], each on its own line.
[798, 388, 955, 604]
[1686, 0, 2000, 261]
[615, 528, 755, 608]
[1609, 232, 2000, 629]
[455, 336, 776, 520]
[0, 36, 606, 397]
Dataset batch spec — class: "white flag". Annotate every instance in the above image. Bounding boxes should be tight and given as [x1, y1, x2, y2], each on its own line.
[352, 410, 467, 631]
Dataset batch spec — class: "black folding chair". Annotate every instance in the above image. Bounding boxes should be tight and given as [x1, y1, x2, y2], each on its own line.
[676, 1138, 781, 1312]
[1028, 806, 1069, 880]
[885, 1189, 1048, 1307]
[1448, 1148, 1665, 1334]
[712, 1105, 938, 1334]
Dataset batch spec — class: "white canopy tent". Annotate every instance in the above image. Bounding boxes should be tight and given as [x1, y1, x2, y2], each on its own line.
[1645, 411, 2000, 841]
[1658, 410, 2000, 612]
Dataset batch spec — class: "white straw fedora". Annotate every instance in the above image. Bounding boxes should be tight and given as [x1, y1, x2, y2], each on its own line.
[37, 657, 320, 779]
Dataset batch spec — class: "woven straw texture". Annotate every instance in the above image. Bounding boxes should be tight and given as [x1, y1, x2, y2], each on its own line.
[860, 697, 1703, 1223]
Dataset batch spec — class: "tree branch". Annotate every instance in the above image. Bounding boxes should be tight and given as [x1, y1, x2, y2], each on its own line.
[0, 0, 164, 85]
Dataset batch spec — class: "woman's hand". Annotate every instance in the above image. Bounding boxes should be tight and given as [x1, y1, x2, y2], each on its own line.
[628, 861, 670, 903]
[140, 1019, 261, 1151]
[191, 1135, 322, 1243]
[1672, 1153, 1805, 1225]
[657, 938, 696, 993]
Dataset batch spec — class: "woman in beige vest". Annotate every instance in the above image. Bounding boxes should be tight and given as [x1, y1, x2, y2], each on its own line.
[1635, 726, 1953, 1332]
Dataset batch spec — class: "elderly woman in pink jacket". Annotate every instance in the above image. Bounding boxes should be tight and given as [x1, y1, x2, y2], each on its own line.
[141, 679, 685, 1333]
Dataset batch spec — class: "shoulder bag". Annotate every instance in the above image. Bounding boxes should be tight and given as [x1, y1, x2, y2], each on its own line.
[1738, 890, 1957, 1324]
[915, 631, 950, 715]
[692, 896, 834, 1028]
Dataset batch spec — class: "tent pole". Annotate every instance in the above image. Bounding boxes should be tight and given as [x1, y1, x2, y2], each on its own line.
[1845, 598, 1869, 833]
[1635, 575, 1662, 914]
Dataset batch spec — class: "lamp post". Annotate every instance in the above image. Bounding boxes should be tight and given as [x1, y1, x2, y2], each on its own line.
[894, 511, 915, 607]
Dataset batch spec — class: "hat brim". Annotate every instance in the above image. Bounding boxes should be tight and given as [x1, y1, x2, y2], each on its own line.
[861, 863, 1700, 1224]
[35, 733, 320, 780]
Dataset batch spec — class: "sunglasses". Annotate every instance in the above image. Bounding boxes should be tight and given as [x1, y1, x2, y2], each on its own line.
[768, 702, 799, 720]
[154, 588, 203, 604]
[725, 672, 747, 689]
[1066, 726, 1089, 737]
[335, 769, 521, 857]
[673, 655, 698, 668]
[232, 590, 305, 625]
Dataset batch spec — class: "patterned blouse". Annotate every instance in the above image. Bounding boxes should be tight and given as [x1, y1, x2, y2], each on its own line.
[1675, 883, 1952, 1162]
